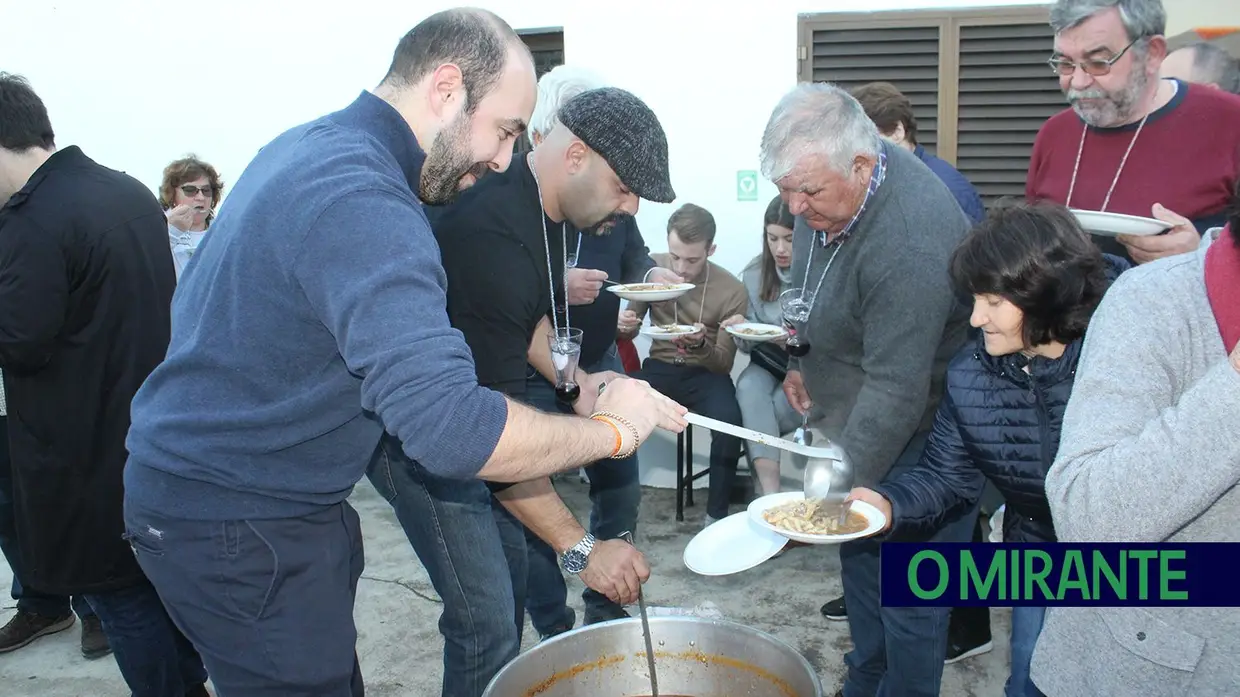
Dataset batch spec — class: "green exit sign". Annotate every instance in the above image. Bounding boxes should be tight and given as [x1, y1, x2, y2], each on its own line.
[737, 170, 759, 201]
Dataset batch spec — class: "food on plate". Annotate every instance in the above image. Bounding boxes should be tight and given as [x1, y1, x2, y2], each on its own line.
[619, 283, 681, 292]
[762, 498, 869, 535]
[732, 326, 783, 337]
[651, 324, 691, 333]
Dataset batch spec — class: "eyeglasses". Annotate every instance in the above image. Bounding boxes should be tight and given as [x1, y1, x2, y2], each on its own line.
[179, 185, 215, 198]
[1047, 37, 1142, 76]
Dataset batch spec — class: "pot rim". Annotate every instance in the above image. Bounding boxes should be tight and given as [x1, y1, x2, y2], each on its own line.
[482, 615, 824, 697]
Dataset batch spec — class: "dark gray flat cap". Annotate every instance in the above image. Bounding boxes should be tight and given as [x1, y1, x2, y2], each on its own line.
[556, 87, 675, 203]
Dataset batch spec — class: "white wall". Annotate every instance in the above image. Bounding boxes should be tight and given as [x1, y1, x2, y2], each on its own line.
[4, 0, 1055, 277]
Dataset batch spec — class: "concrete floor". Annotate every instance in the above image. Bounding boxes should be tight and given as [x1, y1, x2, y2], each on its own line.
[0, 477, 1011, 696]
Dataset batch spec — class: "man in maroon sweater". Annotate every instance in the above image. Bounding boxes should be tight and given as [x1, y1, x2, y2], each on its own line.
[1027, 0, 1240, 265]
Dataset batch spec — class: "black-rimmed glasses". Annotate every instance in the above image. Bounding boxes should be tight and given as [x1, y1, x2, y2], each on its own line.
[1047, 37, 1144, 77]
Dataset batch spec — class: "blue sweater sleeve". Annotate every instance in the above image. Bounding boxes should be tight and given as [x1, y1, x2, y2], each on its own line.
[875, 391, 987, 538]
[294, 189, 509, 479]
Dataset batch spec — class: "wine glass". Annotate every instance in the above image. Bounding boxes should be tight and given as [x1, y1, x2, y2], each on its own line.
[548, 327, 584, 403]
[780, 287, 813, 358]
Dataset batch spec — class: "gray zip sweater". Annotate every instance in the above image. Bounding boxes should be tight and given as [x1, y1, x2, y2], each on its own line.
[788, 142, 972, 487]
[1032, 229, 1240, 697]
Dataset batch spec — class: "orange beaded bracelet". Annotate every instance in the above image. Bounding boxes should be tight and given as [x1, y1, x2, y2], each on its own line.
[591, 414, 623, 458]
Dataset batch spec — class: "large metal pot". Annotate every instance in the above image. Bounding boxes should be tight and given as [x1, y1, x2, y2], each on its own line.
[482, 616, 823, 697]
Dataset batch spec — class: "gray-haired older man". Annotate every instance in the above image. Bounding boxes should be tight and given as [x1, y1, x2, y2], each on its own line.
[1028, 0, 1240, 266]
[760, 82, 974, 697]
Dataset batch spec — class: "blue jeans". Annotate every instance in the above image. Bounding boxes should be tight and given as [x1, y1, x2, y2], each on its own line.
[125, 497, 364, 697]
[840, 431, 980, 697]
[81, 582, 207, 697]
[367, 435, 527, 697]
[521, 346, 641, 632]
[0, 415, 95, 620]
[1005, 605, 1048, 697]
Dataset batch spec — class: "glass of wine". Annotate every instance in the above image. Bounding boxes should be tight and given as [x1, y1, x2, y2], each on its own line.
[548, 327, 584, 403]
[780, 287, 814, 357]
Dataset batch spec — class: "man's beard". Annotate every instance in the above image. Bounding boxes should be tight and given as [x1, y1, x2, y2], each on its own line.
[577, 212, 632, 236]
[1066, 68, 1148, 128]
[419, 111, 488, 205]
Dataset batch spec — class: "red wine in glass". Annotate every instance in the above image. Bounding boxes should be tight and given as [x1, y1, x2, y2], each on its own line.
[556, 382, 581, 403]
[785, 323, 810, 357]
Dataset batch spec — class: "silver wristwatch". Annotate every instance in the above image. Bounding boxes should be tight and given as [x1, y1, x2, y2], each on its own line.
[560, 533, 596, 574]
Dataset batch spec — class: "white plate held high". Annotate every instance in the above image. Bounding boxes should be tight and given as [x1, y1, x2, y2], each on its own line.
[606, 282, 695, 302]
[641, 324, 698, 340]
[725, 322, 788, 342]
[683, 510, 788, 576]
[747, 491, 886, 545]
[1071, 209, 1170, 237]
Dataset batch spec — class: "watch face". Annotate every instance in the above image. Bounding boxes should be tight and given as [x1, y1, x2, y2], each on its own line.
[563, 549, 589, 573]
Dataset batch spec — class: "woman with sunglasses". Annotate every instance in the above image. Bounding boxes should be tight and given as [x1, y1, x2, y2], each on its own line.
[159, 155, 224, 281]
[843, 199, 1128, 697]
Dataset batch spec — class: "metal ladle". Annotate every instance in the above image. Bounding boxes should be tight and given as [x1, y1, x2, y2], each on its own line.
[795, 426, 856, 524]
[683, 413, 855, 522]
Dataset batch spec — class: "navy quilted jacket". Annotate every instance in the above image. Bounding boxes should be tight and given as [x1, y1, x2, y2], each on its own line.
[875, 337, 1083, 544]
[874, 254, 1128, 544]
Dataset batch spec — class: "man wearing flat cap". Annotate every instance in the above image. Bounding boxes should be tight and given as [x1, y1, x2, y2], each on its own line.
[369, 85, 677, 697]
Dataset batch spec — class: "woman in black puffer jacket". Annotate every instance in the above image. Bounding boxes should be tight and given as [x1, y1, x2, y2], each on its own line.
[845, 199, 1127, 697]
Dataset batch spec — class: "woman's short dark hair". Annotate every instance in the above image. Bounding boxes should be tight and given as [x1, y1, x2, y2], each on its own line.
[949, 199, 1109, 347]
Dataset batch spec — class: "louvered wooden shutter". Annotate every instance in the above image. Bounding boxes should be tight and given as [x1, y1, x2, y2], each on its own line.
[955, 21, 1063, 204]
[519, 31, 565, 78]
[805, 24, 942, 154]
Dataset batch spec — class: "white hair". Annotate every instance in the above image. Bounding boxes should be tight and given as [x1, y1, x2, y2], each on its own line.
[527, 65, 607, 145]
[759, 82, 882, 183]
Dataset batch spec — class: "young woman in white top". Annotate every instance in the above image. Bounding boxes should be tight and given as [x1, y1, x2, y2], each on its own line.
[160, 155, 223, 281]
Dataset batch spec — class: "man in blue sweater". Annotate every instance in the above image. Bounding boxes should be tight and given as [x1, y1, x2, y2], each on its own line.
[121, 9, 686, 696]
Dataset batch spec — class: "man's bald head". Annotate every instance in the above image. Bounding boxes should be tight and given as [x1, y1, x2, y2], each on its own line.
[381, 8, 534, 112]
[1161, 43, 1240, 94]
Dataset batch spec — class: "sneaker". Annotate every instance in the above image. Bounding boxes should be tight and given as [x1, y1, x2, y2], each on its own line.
[537, 608, 576, 642]
[0, 609, 75, 653]
[820, 595, 846, 621]
[944, 633, 993, 664]
[80, 615, 112, 659]
[583, 604, 631, 626]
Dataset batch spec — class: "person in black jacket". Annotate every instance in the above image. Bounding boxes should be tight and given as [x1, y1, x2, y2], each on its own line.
[844, 199, 1127, 697]
[0, 73, 208, 696]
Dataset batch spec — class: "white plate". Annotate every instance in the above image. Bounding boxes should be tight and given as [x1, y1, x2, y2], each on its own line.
[725, 322, 788, 342]
[606, 282, 695, 302]
[1070, 209, 1170, 237]
[683, 510, 788, 576]
[747, 492, 886, 545]
[641, 324, 698, 340]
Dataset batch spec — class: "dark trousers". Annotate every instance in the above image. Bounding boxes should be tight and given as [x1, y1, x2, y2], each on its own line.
[81, 582, 207, 697]
[638, 359, 743, 520]
[367, 435, 527, 697]
[840, 431, 980, 697]
[125, 498, 366, 696]
[521, 346, 642, 631]
[0, 415, 95, 620]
